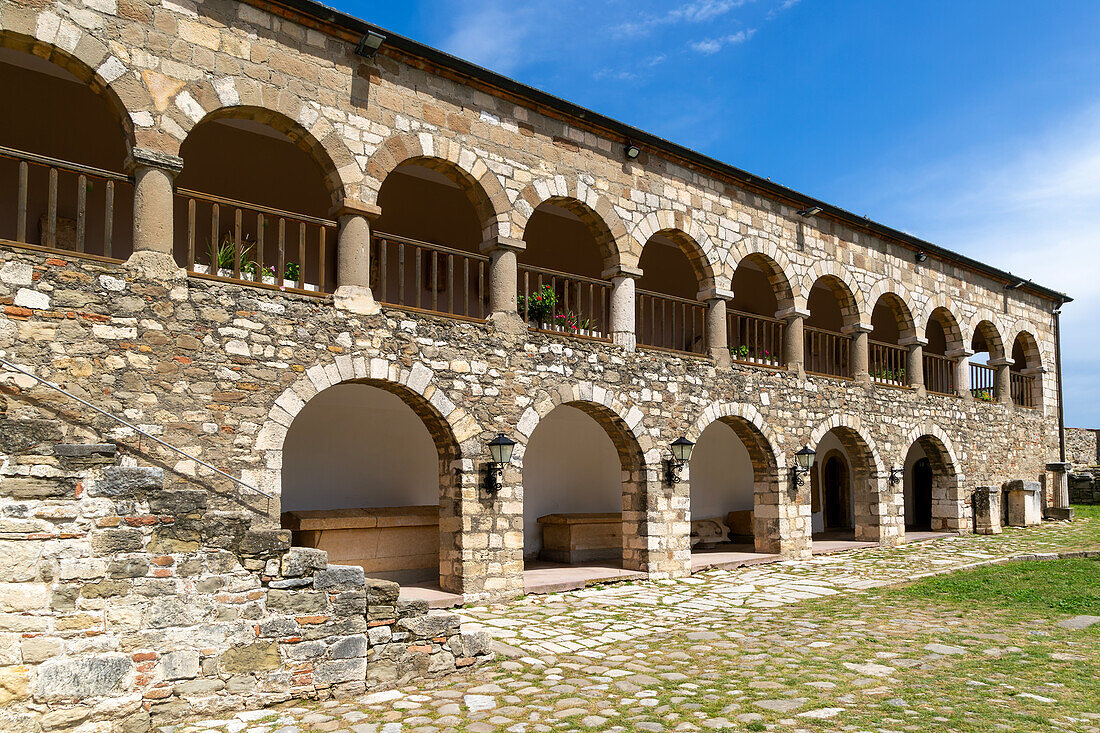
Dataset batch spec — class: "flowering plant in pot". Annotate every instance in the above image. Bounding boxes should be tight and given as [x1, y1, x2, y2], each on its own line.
[518, 285, 557, 326]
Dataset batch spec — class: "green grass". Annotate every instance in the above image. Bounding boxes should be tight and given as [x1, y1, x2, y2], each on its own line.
[1072, 503, 1100, 521]
[888, 558, 1100, 615]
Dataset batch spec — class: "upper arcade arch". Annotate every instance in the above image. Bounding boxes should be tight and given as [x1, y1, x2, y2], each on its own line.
[513, 177, 631, 271]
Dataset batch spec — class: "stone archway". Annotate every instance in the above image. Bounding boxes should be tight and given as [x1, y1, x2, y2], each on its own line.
[901, 422, 967, 533]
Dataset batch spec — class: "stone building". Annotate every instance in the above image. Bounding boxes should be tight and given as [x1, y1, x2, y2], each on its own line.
[0, 0, 1072, 727]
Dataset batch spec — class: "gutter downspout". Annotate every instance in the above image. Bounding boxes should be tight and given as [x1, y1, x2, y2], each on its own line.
[1054, 300, 1066, 462]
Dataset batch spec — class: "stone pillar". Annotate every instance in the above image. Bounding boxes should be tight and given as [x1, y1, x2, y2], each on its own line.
[901, 336, 927, 394]
[333, 201, 381, 315]
[776, 306, 809, 375]
[972, 486, 1002, 535]
[1003, 480, 1042, 526]
[699, 286, 734, 366]
[1044, 462, 1074, 520]
[126, 148, 183, 275]
[990, 357, 1014, 406]
[947, 347, 974, 400]
[603, 264, 643, 350]
[481, 236, 527, 333]
[844, 323, 873, 384]
[755, 466, 812, 560]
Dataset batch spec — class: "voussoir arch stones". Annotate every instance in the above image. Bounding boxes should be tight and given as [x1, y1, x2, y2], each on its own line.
[250, 356, 483, 497]
[797, 260, 869, 328]
[729, 240, 802, 311]
[865, 278, 921, 339]
[966, 308, 1008, 357]
[685, 402, 786, 471]
[921, 293, 966, 348]
[1006, 318, 1050, 368]
[361, 132, 511, 239]
[806, 414, 886, 477]
[901, 420, 964, 477]
[630, 212, 728, 290]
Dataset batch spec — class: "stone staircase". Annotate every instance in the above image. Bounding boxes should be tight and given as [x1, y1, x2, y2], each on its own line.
[0, 418, 491, 732]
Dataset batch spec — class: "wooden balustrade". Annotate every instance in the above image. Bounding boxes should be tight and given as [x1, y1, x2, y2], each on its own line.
[1011, 371, 1037, 409]
[804, 326, 851, 378]
[869, 340, 908, 387]
[923, 352, 955, 395]
[371, 231, 490, 319]
[970, 362, 996, 402]
[636, 289, 707, 354]
[177, 189, 336, 295]
[518, 264, 611, 339]
[0, 145, 132, 260]
[727, 309, 785, 367]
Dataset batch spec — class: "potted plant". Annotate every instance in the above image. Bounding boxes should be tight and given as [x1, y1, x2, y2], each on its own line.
[518, 285, 557, 328]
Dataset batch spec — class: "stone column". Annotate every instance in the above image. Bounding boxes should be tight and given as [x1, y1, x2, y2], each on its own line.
[947, 347, 974, 400]
[844, 323, 873, 384]
[901, 336, 927, 394]
[776, 306, 809, 375]
[603, 264, 643, 350]
[1045, 462, 1074, 520]
[972, 486, 1002, 535]
[333, 201, 381, 315]
[126, 148, 183, 275]
[989, 357, 1014, 406]
[481, 235, 527, 333]
[699, 286, 734, 366]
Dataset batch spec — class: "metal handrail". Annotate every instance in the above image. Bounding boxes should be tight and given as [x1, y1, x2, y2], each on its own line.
[0, 357, 273, 500]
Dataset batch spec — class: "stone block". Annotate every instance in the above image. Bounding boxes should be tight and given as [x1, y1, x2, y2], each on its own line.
[281, 546, 328, 577]
[314, 564, 366, 591]
[449, 630, 492, 658]
[266, 589, 328, 615]
[219, 641, 280, 674]
[90, 528, 144, 555]
[398, 612, 460, 640]
[0, 419, 62, 453]
[35, 654, 130, 701]
[53, 443, 117, 466]
[81, 579, 131, 598]
[93, 466, 163, 498]
[0, 477, 75, 500]
[21, 636, 62, 664]
[1003, 480, 1042, 527]
[0, 583, 49, 612]
[0, 541, 41, 582]
[313, 657, 367, 685]
[108, 557, 151, 578]
[238, 529, 291, 559]
[365, 578, 400, 605]
[972, 486, 1001, 535]
[149, 489, 208, 516]
[0, 665, 29, 705]
[331, 589, 366, 616]
[40, 707, 90, 731]
[328, 634, 368, 659]
[161, 650, 200, 680]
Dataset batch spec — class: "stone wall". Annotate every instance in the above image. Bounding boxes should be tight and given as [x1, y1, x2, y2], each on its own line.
[1066, 427, 1100, 467]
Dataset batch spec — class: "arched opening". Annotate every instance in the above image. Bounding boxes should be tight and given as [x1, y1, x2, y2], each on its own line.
[809, 426, 883, 549]
[279, 382, 459, 601]
[518, 200, 614, 339]
[371, 158, 494, 319]
[903, 434, 964, 534]
[0, 40, 134, 259]
[970, 320, 1004, 403]
[1010, 331, 1042, 409]
[688, 417, 783, 568]
[175, 113, 339, 293]
[728, 254, 788, 368]
[924, 307, 963, 396]
[636, 231, 706, 353]
[869, 293, 914, 388]
[520, 403, 645, 590]
[805, 276, 858, 378]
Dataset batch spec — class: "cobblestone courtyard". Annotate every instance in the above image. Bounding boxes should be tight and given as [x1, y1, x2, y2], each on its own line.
[163, 519, 1100, 733]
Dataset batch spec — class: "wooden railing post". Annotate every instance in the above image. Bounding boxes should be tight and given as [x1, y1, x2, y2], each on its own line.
[603, 264, 643, 350]
[776, 306, 809, 375]
[844, 323, 873, 384]
[126, 147, 183, 270]
[333, 201, 381, 315]
[947, 347, 974, 400]
[901, 336, 927, 394]
[482, 235, 526, 332]
[1020, 366, 1045, 411]
[989, 357, 1014, 406]
[699, 286, 733, 366]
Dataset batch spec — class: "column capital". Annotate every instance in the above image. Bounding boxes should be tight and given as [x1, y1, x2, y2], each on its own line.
[945, 347, 974, 358]
[774, 306, 810, 321]
[988, 357, 1015, 367]
[842, 322, 874, 335]
[601, 264, 643, 280]
[697, 286, 734, 302]
[899, 335, 929, 347]
[479, 235, 526, 254]
[331, 200, 382, 220]
[1020, 365, 1047, 375]
[125, 147, 184, 176]
[1045, 461, 1072, 473]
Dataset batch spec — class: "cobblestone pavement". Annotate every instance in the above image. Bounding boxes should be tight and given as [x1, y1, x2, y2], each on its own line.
[163, 519, 1100, 733]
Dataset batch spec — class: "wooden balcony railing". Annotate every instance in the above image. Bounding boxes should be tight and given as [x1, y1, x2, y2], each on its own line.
[923, 352, 955, 396]
[371, 231, 490, 319]
[1011, 371, 1037, 409]
[0, 145, 132, 261]
[804, 326, 851, 378]
[970, 362, 996, 402]
[518, 264, 611, 339]
[869, 340, 908, 387]
[636, 289, 707, 354]
[727, 309, 784, 368]
[177, 189, 336, 295]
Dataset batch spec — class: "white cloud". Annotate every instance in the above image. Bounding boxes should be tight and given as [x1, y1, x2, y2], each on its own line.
[615, 0, 749, 38]
[689, 28, 756, 54]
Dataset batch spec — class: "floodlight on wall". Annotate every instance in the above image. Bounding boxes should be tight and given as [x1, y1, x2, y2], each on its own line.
[355, 30, 387, 59]
[485, 433, 516, 492]
[664, 437, 695, 486]
[792, 445, 816, 486]
[624, 142, 641, 160]
[888, 464, 903, 486]
[797, 206, 823, 218]
[1006, 279, 1027, 290]
[915, 251, 928, 263]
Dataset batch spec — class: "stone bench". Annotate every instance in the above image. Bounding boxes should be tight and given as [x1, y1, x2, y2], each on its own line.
[282, 505, 439, 584]
[537, 512, 622, 563]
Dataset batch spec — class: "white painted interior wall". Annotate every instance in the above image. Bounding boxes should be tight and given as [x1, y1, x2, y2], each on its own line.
[903, 441, 929, 524]
[521, 405, 622, 558]
[687, 421, 755, 521]
[812, 431, 854, 534]
[281, 383, 439, 512]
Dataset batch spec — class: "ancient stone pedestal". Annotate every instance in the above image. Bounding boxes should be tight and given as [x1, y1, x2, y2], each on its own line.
[537, 513, 622, 563]
[972, 486, 1001, 535]
[1045, 462, 1075, 521]
[1003, 480, 1043, 526]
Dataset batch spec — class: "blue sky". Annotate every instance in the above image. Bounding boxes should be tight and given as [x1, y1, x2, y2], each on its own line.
[348, 0, 1100, 426]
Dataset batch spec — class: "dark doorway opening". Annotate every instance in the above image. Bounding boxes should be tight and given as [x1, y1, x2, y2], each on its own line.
[909, 457, 933, 530]
[823, 454, 851, 531]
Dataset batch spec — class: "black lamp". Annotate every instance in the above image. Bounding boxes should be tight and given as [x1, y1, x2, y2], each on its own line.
[792, 445, 816, 486]
[664, 437, 694, 486]
[888, 464, 903, 486]
[624, 142, 641, 160]
[485, 433, 516, 492]
[356, 30, 386, 59]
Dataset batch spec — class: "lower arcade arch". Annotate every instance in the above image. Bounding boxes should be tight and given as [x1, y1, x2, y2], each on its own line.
[902, 432, 965, 532]
[808, 425, 884, 544]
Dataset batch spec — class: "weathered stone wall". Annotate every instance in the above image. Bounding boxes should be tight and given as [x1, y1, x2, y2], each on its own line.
[1066, 427, 1099, 467]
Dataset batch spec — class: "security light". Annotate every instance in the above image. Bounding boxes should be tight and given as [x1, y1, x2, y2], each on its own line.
[355, 30, 386, 59]
[624, 143, 641, 160]
[915, 251, 928, 263]
[797, 206, 823, 218]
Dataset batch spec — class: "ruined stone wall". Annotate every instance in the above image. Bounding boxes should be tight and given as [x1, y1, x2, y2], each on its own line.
[1066, 427, 1099, 467]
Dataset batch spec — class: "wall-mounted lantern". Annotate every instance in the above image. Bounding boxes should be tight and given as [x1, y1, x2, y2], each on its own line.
[485, 433, 516, 492]
[888, 464, 903, 486]
[664, 437, 695, 486]
[792, 445, 817, 486]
